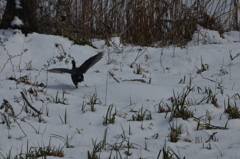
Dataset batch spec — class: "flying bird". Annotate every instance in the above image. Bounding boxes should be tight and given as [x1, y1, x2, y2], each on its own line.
[48, 52, 103, 88]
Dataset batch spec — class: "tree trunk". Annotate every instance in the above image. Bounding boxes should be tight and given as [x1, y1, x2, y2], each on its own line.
[0, 0, 37, 35]
[234, 0, 239, 31]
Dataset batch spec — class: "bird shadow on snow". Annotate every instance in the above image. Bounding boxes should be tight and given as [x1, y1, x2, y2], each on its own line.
[47, 83, 90, 91]
[47, 83, 76, 90]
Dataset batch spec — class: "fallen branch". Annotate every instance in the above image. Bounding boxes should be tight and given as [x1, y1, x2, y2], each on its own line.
[20, 92, 41, 115]
[206, 132, 217, 143]
[200, 74, 216, 82]
[108, 70, 120, 83]
[229, 51, 240, 61]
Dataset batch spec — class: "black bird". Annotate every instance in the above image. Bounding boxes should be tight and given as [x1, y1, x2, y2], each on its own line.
[48, 52, 103, 88]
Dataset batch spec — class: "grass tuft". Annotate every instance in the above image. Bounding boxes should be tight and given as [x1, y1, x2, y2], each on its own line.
[129, 106, 152, 121]
[103, 104, 116, 125]
[224, 99, 240, 119]
[168, 121, 182, 143]
[82, 93, 102, 112]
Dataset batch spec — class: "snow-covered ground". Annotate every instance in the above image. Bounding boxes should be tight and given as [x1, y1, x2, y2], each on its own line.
[0, 28, 240, 159]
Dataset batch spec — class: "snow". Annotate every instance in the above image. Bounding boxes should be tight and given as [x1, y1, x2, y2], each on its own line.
[15, 0, 22, 9]
[11, 16, 24, 27]
[0, 28, 240, 159]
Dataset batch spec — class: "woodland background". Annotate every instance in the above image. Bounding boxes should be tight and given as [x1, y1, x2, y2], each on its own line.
[0, 0, 239, 46]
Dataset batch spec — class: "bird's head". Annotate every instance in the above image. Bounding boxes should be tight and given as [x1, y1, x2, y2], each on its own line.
[72, 60, 76, 68]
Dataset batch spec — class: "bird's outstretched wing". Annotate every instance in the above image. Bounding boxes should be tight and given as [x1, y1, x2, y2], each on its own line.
[77, 52, 104, 74]
[48, 68, 73, 74]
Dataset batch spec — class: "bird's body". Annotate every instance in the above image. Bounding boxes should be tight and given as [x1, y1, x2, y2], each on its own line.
[48, 52, 103, 88]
